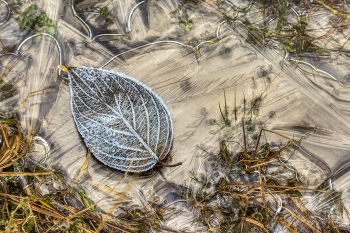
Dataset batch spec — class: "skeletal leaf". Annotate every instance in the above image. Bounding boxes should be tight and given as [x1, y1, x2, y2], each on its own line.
[68, 67, 173, 172]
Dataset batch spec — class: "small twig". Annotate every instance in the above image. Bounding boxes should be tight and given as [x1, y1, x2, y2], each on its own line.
[242, 118, 247, 155]
[314, 0, 350, 19]
[159, 161, 182, 168]
[258, 166, 267, 209]
[282, 205, 322, 233]
[243, 217, 269, 233]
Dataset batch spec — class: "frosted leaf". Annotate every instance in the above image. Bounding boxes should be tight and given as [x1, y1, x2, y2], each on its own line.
[68, 67, 173, 172]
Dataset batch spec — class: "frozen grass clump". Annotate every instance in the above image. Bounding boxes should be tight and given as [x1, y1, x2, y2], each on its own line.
[187, 87, 348, 232]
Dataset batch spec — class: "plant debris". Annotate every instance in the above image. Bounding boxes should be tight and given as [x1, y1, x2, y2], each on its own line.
[187, 85, 348, 232]
[0, 116, 166, 232]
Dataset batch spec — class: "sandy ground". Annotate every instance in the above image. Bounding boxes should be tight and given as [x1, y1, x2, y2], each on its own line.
[1, 0, 350, 231]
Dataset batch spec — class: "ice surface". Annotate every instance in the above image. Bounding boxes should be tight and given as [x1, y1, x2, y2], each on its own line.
[1, 0, 350, 231]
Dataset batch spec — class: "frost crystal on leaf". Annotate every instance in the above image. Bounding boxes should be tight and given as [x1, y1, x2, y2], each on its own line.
[68, 67, 173, 172]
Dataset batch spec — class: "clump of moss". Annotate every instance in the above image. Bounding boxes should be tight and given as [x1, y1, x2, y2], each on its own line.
[10, 3, 55, 34]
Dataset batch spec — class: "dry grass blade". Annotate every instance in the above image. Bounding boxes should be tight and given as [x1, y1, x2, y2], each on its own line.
[314, 0, 350, 19]
[243, 217, 269, 233]
[0, 172, 52, 176]
[258, 166, 267, 209]
[0, 120, 24, 169]
[86, 180, 131, 201]
[0, 192, 66, 219]
[282, 206, 322, 233]
[17, 87, 54, 110]
[73, 149, 91, 182]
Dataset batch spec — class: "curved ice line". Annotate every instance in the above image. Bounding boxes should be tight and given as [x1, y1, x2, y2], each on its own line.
[284, 53, 344, 86]
[71, 0, 144, 40]
[127, 0, 145, 32]
[216, 21, 226, 40]
[15, 33, 63, 76]
[91, 33, 125, 41]
[100, 40, 199, 69]
[71, 1, 93, 39]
